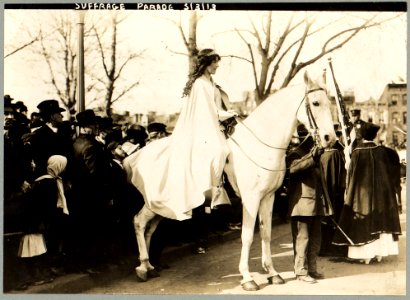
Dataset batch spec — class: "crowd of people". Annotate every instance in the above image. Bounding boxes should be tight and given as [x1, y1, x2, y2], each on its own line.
[3, 47, 405, 291]
[3, 94, 240, 291]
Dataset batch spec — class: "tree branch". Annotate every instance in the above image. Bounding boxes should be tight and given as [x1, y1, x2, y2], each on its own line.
[4, 33, 40, 58]
[93, 26, 110, 78]
[112, 81, 140, 103]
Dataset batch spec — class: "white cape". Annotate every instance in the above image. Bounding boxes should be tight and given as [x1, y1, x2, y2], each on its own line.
[124, 76, 230, 220]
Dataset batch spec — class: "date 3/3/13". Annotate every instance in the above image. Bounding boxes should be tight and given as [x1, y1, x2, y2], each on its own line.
[184, 3, 216, 10]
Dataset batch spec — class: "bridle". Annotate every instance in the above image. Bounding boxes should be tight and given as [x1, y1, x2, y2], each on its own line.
[297, 87, 326, 146]
[230, 87, 326, 172]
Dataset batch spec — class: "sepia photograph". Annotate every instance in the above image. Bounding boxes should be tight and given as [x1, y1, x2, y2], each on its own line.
[2, 1, 407, 296]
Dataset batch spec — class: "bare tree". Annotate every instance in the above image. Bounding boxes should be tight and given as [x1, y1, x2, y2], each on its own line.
[231, 12, 404, 104]
[91, 12, 144, 117]
[32, 14, 80, 116]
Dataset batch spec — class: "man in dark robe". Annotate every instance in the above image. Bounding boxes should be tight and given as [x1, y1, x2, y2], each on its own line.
[318, 140, 348, 257]
[332, 122, 402, 247]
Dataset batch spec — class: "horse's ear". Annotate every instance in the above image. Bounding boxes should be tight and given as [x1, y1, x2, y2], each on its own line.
[303, 71, 311, 86]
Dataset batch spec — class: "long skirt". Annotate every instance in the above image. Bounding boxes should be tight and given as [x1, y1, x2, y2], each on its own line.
[348, 233, 399, 260]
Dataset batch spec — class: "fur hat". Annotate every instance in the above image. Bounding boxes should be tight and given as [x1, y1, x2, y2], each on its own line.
[360, 122, 380, 141]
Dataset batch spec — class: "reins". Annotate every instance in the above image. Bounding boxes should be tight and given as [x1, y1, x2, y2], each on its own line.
[233, 118, 288, 150]
[229, 87, 325, 172]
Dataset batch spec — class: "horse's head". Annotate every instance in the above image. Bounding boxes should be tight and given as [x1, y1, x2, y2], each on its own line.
[296, 71, 336, 148]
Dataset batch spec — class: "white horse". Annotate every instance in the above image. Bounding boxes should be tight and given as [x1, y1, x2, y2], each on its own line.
[124, 71, 336, 291]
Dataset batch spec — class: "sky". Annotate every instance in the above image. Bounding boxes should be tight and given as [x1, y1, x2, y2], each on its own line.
[3, 7, 407, 117]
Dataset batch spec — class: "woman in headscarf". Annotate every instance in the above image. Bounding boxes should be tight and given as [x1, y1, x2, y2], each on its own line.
[19, 155, 69, 286]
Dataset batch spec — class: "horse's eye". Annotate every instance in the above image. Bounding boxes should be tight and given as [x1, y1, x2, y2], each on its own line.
[312, 100, 320, 107]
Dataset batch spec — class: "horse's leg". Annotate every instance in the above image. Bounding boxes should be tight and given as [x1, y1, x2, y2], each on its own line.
[143, 214, 163, 277]
[133, 204, 156, 281]
[145, 215, 163, 256]
[239, 197, 260, 291]
[258, 194, 284, 284]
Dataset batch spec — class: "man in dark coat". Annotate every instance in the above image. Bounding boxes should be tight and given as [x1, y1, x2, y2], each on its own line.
[70, 109, 113, 273]
[286, 125, 332, 284]
[349, 108, 366, 150]
[24, 100, 72, 179]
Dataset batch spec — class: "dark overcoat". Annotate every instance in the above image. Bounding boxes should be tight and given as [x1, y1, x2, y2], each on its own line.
[27, 125, 73, 178]
[71, 134, 112, 217]
[287, 146, 332, 217]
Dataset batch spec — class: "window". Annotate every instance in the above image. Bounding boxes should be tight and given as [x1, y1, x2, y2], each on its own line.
[392, 131, 399, 146]
[403, 112, 407, 125]
[391, 112, 399, 124]
[403, 94, 407, 106]
[391, 94, 398, 106]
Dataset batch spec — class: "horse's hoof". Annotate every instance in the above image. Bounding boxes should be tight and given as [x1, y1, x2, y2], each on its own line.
[241, 280, 260, 291]
[376, 256, 383, 263]
[135, 268, 148, 282]
[268, 274, 285, 285]
[147, 269, 160, 278]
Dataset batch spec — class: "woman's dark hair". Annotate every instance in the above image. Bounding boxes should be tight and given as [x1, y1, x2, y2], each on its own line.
[182, 48, 221, 97]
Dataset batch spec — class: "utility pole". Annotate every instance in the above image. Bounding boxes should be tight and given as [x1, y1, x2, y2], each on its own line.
[77, 10, 85, 113]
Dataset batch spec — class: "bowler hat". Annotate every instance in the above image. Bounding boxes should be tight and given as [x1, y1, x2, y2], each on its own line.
[4, 95, 14, 102]
[37, 99, 65, 117]
[76, 109, 97, 127]
[4, 95, 14, 112]
[15, 101, 28, 112]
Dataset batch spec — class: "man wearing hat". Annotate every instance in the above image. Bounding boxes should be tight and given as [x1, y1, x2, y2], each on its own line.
[26, 99, 72, 178]
[4, 95, 16, 132]
[349, 108, 366, 147]
[286, 123, 331, 284]
[71, 109, 113, 273]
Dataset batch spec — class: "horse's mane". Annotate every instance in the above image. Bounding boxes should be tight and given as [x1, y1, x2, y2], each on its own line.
[245, 84, 304, 124]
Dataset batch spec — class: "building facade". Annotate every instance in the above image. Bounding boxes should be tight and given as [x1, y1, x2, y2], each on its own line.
[377, 83, 407, 147]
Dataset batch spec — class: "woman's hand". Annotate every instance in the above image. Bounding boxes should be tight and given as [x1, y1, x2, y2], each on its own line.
[218, 109, 238, 122]
[227, 110, 239, 117]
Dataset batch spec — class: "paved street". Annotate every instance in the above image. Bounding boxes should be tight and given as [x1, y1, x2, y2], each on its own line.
[78, 185, 406, 296]
[13, 185, 406, 296]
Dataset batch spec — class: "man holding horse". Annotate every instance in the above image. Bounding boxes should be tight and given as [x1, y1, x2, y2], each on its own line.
[287, 124, 332, 284]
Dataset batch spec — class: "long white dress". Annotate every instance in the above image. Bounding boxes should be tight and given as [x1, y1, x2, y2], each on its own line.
[123, 76, 231, 220]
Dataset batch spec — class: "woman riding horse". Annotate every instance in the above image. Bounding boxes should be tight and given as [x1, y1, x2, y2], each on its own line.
[124, 61, 336, 289]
